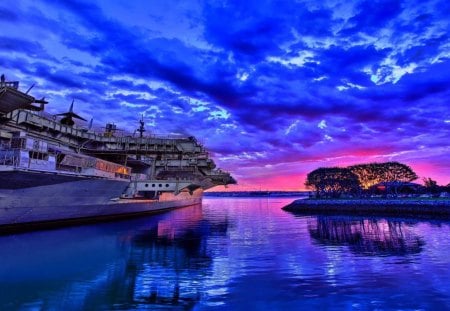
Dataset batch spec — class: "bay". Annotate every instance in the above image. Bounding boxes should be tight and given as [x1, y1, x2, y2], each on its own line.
[1, 197, 450, 310]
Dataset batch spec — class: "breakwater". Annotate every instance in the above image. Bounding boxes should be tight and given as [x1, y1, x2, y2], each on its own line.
[205, 191, 308, 197]
[283, 199, 450, 217]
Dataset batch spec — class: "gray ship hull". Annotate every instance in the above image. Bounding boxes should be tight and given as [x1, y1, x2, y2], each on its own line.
[1, 77, 235, 233]
[0, 174, 202, 232]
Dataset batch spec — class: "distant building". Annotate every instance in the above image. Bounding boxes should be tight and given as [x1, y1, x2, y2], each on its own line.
[370, 181, 423, 195]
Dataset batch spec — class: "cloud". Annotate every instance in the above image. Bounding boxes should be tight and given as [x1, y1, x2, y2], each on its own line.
[0, 36, 48, 57]
[339, 0, 402, 36]
[1, 0, 449, 188]
[0, 6, 19, 22]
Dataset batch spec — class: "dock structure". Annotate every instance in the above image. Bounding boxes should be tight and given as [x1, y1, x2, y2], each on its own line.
[283, 199, 450, 217]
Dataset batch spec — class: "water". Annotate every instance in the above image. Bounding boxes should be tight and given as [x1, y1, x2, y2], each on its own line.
[1, 197, 450, 310]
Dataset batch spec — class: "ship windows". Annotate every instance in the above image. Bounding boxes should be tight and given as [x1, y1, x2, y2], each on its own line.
[145, 183, 149, 187]
[159, 184, 162, 187]
[11, 138, 26, 149]
[29, 151, 49, 160]
[166, 184, 169, 187]
[152, 184, 155, 187]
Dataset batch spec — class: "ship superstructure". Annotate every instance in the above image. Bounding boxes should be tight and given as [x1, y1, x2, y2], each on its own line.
[0, 75, 235, 230]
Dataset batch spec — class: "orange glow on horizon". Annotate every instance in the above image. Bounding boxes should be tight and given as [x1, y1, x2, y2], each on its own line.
[212, 159, 449, 192]
[209, 173, 309, 192]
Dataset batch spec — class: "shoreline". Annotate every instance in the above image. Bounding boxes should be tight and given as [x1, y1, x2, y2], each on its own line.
[282, 198, 450, 218]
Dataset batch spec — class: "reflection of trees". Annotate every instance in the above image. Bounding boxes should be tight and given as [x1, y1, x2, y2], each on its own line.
[308, 216, 425, 256]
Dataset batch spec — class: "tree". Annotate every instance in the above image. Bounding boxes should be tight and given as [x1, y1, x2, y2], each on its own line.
[423, 177, 440, 195]
[423, 177, 437, 188]
[348, 163, 383, 189]
[348, 162, 418, 189]
[305, 167, 361, 198]
[382, 162, 418, 182]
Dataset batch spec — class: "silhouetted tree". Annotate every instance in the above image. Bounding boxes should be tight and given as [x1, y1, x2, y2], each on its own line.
[445, 183, 450, 193]
[423, 177, 437, 188]
[423, 177, 441, 196]
[305, 167, 361, 198]
[348, 162, 418, 189]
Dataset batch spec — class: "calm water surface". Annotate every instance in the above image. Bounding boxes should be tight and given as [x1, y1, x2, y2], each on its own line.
[1, 197, 450, 310]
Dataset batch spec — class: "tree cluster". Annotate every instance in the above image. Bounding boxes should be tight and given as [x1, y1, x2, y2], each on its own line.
[305, 161, 419, 198]
[305, 167, 360, 198]
[423, 177, 450, 195]
[348, 162, 418, 189]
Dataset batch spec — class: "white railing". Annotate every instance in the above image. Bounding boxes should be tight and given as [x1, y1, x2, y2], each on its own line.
[0, 151, 19, 167]
[16, 109, 192, 141]
[0, 81, 19, 89]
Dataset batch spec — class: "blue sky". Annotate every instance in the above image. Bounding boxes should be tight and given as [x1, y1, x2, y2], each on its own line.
[1, 0, 449, 190]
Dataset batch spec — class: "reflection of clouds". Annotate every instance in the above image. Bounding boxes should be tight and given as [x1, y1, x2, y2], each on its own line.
[114, 205, 217, 308]
[41, 204, 233, 310]
[308, 216, 425, 256]
[155, 205, 204, 241]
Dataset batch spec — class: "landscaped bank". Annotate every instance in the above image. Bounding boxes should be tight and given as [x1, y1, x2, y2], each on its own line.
[282, 198, 450, 217]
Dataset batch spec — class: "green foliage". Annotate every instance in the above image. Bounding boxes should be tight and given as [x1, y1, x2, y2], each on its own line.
[348, 162, 418, 189]
[305, 167, 361, 198]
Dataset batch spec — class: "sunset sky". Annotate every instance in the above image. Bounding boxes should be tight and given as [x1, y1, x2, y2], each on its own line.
[1, 0, 449, 190]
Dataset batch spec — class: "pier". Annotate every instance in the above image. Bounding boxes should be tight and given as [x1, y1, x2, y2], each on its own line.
[283, 198, 450, 217]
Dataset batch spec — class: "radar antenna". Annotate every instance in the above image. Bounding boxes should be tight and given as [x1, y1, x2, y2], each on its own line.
[25, 83, 35, 94]
[137, 115, 146, 138]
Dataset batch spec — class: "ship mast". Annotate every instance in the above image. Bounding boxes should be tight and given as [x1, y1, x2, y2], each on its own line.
[137, 115, 146, 138]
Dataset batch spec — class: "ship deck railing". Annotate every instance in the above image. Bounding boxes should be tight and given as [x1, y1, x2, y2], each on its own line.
[8, 109, 208, 148]
[0, 81, 19, 89]
[0, 154, 19, 167]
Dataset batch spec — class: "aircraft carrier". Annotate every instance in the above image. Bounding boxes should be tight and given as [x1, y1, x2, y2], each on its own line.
[0, 75, 235, 231]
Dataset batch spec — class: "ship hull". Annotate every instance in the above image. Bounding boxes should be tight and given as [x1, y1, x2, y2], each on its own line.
[0, 173, 203, 232]
[1, 77, 235, 233]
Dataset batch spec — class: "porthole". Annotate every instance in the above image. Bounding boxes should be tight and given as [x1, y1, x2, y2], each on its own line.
[145, 183, 149, 187]
[152, 184, 155, 187]
[159, 184, 162, 187]
[166, 184, 169, 187]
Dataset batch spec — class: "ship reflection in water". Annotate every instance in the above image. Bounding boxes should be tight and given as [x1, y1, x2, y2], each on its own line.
[307, 217, 425, 257]
[1, 198, 450, 310]
[123, 205, 218, 309]
[0, 204, 222, 310]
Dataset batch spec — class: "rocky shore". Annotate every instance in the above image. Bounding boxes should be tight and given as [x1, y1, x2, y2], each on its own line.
[282, 198, 450, 217]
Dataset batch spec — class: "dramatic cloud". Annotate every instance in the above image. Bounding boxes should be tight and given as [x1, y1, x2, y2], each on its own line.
[0, 0, 448, 189]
